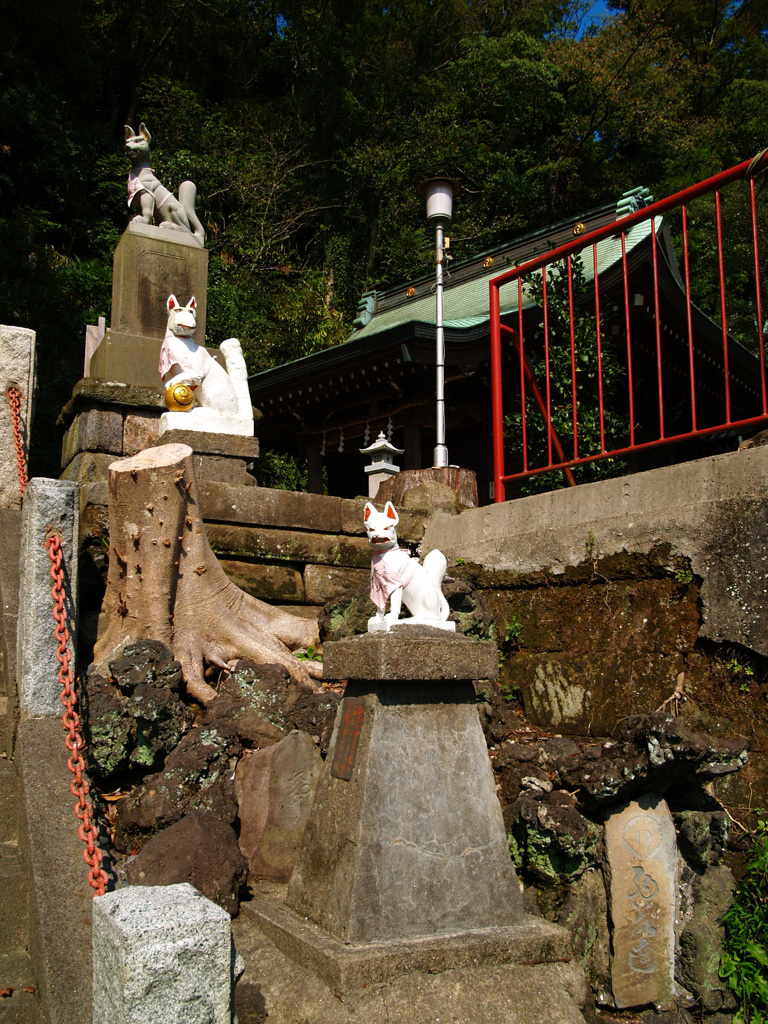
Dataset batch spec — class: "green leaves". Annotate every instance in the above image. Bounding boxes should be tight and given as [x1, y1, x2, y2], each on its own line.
[721, 817, 768, 1023]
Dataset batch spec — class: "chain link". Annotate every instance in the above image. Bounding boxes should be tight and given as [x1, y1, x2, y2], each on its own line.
[7, 385, 28, 500]
[47, 534, 108, 897]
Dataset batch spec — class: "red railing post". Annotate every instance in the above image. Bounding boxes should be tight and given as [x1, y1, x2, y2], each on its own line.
[490, 281, 506, 502]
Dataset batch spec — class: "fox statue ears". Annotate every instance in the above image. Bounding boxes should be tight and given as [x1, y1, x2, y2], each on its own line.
[167, 295, 196, 313]
[364, 500, 399, 526]
[124, 123, 152, 144]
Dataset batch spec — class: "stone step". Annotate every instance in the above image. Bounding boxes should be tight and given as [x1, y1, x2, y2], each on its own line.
[0, 843, 29, 954]
[0, 952, 42, 1024]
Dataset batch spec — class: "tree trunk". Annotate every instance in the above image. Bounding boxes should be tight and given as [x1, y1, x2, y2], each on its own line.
[93, 443, 321, 704]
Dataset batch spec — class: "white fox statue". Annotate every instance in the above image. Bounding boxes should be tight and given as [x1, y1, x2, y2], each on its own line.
[364, 500, 455, 633]
[158, 294, 253, 437]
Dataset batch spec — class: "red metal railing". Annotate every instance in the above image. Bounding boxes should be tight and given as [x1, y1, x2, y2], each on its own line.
[490, 154, 768, 502]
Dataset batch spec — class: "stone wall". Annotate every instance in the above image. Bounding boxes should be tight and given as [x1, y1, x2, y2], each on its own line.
[423, 445, 768, 815]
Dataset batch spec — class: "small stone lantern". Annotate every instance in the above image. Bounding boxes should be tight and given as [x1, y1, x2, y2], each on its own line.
[360, 431, 404, 499]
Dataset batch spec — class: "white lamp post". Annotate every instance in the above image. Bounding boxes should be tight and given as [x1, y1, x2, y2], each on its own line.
[418, 177, 456, 468]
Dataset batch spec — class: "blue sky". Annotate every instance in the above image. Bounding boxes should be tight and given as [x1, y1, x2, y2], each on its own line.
[580, 0, 613, 35]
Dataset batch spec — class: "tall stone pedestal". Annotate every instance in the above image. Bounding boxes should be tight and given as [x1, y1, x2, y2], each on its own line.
[89, 223, 212, 390]
[240, 629, 587, 1023]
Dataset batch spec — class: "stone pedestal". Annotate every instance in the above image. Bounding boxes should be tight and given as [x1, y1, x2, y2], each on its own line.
[89, 226, 211, 389]
[242, 629, 586, 1022]
[150, 429, 259, 486]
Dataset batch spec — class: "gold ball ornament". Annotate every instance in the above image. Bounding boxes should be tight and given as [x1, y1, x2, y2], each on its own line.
[165, 382, 196, 412]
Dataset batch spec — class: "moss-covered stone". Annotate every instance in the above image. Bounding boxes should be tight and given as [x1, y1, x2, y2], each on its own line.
[507, 792, 602, 885]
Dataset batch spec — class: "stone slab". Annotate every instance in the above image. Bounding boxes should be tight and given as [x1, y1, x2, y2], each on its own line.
[234, 731, 322, 882]
[61, 405, 124, 468]
[304, 564, 370, 604]
[92, 883, 232, 1024]
[244, 896, 573, 992]
[189, 453, 256, 487]
[17, 717, 94, 1024]
[219, 560, 305, 603]
[604, 792, 677, 1009]
[151, 430, 259, 459]
[110, 228, 208, 340]
[233, 898, 587, 1024]
[287, 679, 519, 942]
[57, 379, 165, 430]
[88, 331, 167, 391]
[60, 451, 115, 487]
[17, 479, 79, 719]
[0, 325, 36, 511]
[206, 522, 371, 568]
[200, 482, 344, 532]
[323, 629, 498, 682]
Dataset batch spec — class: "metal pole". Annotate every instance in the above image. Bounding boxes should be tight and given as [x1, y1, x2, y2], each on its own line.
[433, 218, 448, 467]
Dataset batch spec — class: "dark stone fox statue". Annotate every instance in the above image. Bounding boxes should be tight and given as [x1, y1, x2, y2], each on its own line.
[124, 123, 205, 247]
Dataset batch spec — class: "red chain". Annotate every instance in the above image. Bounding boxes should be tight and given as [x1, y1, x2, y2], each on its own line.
[47, 534, 108, 897]
[7, 386, 28, 500]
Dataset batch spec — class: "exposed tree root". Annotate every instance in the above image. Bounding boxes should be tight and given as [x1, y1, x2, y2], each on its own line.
[93, 443, 321, 704]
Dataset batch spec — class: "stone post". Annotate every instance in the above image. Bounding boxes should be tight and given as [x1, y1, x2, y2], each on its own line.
[0, 324, 36, 510]
[14, 478, 92, 1024]
[92, 883, 236, 1024]
[17, 478, 79, 719]
[604, 793, 678, 1008]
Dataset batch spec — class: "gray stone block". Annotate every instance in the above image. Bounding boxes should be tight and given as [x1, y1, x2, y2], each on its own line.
[17, 479, 79, 719]
[207, 522, 371, 568]
[60, 451, 114, 486]
[61, 406, 124, 468]
[92, 883, 233, 1024]
[304, 564, 370, 604]
[123, 411, 161, 455]
[0, 325, 36, 511]
[287, 678, 520, 943]
[0, 508, 21, 757]
[219, 560, 305, 603]
[233, 899, 588, 1024]
[245, 896, 572, 992]
[199, 482, 343, 532]
[154, 430, 259, 459]
[323, 628, 498, 682]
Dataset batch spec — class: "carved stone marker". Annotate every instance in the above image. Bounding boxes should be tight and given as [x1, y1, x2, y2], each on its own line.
[604, 792, 677, 1008]
[234, 730, 322, 882]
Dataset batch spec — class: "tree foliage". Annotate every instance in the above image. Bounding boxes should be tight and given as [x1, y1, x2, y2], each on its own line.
[2, 0, 768, 474]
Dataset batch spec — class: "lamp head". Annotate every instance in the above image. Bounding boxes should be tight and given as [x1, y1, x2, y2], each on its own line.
[418, 177, 458, 224]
